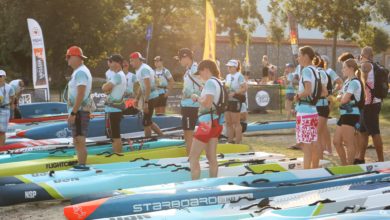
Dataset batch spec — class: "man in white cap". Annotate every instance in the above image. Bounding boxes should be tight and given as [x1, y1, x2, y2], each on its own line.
[0, 70, 15, 146]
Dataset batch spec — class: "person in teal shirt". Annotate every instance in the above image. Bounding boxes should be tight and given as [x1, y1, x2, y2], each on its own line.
[153, 56, 174, 116]
[295, 46, 320, 169]
[176, 48, 202, 155]
[189, 60, 224, 180]
[284, 63, 296, 120]
[334, 58, 363, 165]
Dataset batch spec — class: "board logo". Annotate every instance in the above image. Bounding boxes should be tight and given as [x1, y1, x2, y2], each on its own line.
[255, 90, 270, 107]
[25, 190, 37, 199]
[56, 127, 71, 138]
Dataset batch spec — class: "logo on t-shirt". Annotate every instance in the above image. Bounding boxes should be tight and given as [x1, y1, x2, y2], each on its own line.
[255, 90, 270, 107]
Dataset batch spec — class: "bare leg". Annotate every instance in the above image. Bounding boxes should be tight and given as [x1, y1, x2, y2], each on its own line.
[358, 132, 369, 161]
[112, 138, 123, 153]
[334, 126, 347, 165]
[342, 125, 357, 165]
[151, 122, 163, 136]
[144, 126, 152, 137]
[205, 138, 218, 178]
[74, 136, 87, 165]
[311, 141, 321, 168]
[232, 112, 242, 144]
[323, 122, 332, 154]
[285, 99, 292, 120]
[189, 138, 207, 180]
[302, 143, 312, 169]
[225, 112, 234, 143]
[317, 116, 327, 159]
[184, 130, 194, 156]
[372, 134, 384, 162]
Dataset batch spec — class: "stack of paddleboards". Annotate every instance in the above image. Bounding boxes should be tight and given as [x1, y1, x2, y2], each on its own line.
[61, 162, 390, 220]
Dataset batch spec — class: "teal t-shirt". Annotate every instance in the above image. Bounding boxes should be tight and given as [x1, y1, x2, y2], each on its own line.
[316, 68, 329, 107]
[155, 68, 173, 95]
[286, 72, 295, 94]
[67, 65, 92, 113]
[295, 66, 318, 114]
[181, 62, 202, 107]
[340, 78, 361, 115]
[105, 71, 126, 113]
[225, 72, 245, 101]
[198, 78, 224, 124]
[136, 63, 159, 100]
[125, 72, 137, 96]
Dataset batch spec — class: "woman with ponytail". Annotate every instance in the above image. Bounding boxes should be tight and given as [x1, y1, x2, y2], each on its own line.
[334, 58, 364, 165]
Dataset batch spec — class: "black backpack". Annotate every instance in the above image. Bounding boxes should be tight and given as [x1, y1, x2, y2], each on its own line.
[324, 69, 333, 96]
[351, 78, 365, 110]
[302, 67, 322, 105]
[369, 62, 389, 102]
[211, 77, 228, 118]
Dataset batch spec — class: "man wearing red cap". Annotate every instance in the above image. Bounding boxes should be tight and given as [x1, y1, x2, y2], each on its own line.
[66, 46, 93, 171]
[130, 52, 163, 137]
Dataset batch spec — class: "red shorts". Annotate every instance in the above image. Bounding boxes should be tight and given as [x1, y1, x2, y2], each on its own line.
[194, 119, 223, 143]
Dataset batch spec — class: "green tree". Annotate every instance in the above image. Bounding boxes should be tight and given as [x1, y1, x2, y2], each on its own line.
[357, 25, 390, 54]
[270, 0, 372, 69]
[0, 0, 128, 88]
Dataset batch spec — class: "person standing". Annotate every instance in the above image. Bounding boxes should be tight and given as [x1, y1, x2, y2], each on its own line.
[225, 59, 247, 144]
[122, 59, 139, 115]
[102, 54, 127, 154]
[130, 52, 163, 137]
[65, 46, 93, 171]
[334, 59, 364, 165]
[0, 70, 15, 146]
[9, 79, 24, 119]
[357, 46, 384, 163]
[294, 46, 321, 169]
[176, 48, 202, 155]
[189, 60, 225, 180]
[284, 63, 296, 120]
[153, 56, 174, 116]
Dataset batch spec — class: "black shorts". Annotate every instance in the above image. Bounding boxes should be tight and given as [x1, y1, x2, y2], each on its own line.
[143, 98, 157, 127]
[316, 106, 330, 118]
[70, 111, 90, 138]
[181, 107, 199, 131]
[106, 112, 122, 139]
[359, 103, 381, 135]
[155, 93, 168, 108]
[227, 101, 241, 113]
[337, 114, 360, 128]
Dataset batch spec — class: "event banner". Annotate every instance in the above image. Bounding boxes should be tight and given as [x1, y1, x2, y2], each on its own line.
[287, 11, 299, 65]
[27, 18, 50, 100]
[202, 0, 216, 61]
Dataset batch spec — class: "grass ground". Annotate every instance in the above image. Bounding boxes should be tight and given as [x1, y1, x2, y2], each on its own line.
[243, 98, 390, 166]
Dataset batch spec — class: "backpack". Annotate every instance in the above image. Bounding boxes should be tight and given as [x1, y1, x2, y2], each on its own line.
[369, 62, 389, 101]
[324, 69, 333, 96]
[301, 67, 322, 105]
[351, 78, 365, 110]
[211, 77, 228, 118]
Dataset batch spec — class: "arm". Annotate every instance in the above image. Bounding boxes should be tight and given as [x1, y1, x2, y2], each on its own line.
[334, 78, 343, 91]
[341, 93, 352, 105]
[102, 82, 114, 94]
[143, 78, 151, 102]
[298, 82, 312, 99]
[198, 94, 213, 108]
[71, 85, 86, 114]
[361, 62, 371, 82]
[166, 77, 174, 96]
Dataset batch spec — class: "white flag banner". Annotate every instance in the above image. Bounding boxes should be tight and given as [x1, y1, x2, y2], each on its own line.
[27, 18, 50, 101]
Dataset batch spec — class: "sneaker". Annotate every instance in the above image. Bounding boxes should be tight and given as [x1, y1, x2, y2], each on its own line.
[72, 164, 90, 171]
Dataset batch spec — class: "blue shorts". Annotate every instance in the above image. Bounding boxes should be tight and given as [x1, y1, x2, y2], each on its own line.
[0, 109, 10, 133]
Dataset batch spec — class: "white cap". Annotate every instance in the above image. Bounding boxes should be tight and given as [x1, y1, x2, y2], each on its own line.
[225, 59, 239, 68]
[0, 70, 6, 76]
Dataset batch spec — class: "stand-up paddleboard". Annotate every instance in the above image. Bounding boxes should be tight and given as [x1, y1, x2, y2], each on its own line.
[69, 161, 390, 205]
[0, 144, 250, 176]
[18, 102, 68, 118]
[16, 115, 181, 140]
[0, 152, 286, 185]
[0, 158, 329, 206]
[0, 138, 185, 164]
[63, 170, 390, 219]
[245, 118, 337, 133]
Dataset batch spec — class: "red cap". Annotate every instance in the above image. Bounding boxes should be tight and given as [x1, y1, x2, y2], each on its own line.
[129, 52, 145, 60]
[66, 46, 87, 59]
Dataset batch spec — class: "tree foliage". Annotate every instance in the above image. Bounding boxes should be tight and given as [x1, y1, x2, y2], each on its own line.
[357, 25, 390, 53]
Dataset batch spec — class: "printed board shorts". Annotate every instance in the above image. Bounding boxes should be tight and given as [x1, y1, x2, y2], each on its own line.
[0, 109, 10, 133]
[106, 111, 122, 139]
[69, 111, 90, 138]
[296, 112, 318, 144]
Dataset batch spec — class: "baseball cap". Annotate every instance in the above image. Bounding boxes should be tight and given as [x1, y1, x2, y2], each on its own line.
[129, 52, 145, 60]
[226, 59, 239, 68]
[153, 56, 162, 61]
[108, 54, 123, 64]
[0, 70, 6, 76]
[285, 63, 294, 68]
[175, 48, 193, 60]
[66, 46, 87, 59]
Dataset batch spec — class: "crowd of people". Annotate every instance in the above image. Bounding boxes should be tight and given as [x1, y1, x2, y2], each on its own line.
[282, 46, 386, 169]
[0, 44, 387, 179]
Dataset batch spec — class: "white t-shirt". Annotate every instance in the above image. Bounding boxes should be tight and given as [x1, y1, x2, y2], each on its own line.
[9, 80, 23, 94]
[135, 63, 159, 100]
[67, 65, 92, 113]
[0, 83, 15, 108]
[125, 72, 137, 95]
[105, 69, 115, 81]
[105, 70, 127, 112]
